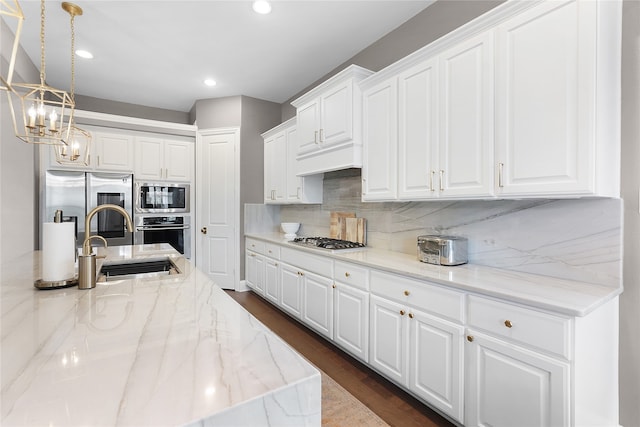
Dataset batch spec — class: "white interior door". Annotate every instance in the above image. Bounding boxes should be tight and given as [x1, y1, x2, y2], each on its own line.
[196, 128, 239, 290]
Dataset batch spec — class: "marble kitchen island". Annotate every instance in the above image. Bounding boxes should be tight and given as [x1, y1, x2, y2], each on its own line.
[1, 244, 321, 426]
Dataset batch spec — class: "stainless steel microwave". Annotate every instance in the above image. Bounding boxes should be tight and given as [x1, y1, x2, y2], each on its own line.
[135, 182, 190, 214]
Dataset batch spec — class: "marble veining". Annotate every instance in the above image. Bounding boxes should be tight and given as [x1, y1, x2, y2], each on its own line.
[1, 244, 320, 426]
[256, 169, 623, 288]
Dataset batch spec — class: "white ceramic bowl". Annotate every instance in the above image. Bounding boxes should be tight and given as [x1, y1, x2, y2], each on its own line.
[281, 222, 300, 240]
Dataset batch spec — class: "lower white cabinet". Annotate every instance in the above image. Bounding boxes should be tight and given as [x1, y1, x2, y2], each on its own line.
[264, 257, 280, 305]
[279, 262, 303, 319]
[301, 271, 334, 339]
[245, 250, 264, 295]
[333, 281, 369, 362]
[369, 295, 464, 422]
[464, 330, 569, 427]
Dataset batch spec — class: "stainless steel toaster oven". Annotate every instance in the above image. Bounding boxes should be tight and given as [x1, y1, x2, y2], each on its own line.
[417, 235, 468, 266]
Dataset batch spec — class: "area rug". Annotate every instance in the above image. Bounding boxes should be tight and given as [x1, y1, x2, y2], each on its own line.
[321, 371, 389, 426]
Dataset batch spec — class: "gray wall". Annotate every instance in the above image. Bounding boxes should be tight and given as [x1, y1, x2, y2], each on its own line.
[619, 1, 640, 424]
[281, 0, 504, 121]
[0, 19, 39, 266]
[75, 94, 190, 124]
[192, 96, 242, 129]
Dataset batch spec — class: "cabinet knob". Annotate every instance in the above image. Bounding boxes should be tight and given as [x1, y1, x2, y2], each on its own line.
[504, 319, 513, 328]
[403, 290, 410, 296]
[201, 227, 207, 235]
[400, 310, 406, 316]
[345, 272, 350, 278]
[467, 335, 474, 342]
[408, 312, 414, 319]
[332, 283, 336, 289]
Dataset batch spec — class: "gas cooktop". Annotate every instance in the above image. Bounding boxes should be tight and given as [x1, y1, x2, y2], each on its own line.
[292, 237, 366, 250]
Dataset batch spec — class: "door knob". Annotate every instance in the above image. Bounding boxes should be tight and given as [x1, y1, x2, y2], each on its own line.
[201, 227, 207, 234]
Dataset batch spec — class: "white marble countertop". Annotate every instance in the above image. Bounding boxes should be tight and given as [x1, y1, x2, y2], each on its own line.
[1, 244, 320, 426]
[246, 233, 622, 317]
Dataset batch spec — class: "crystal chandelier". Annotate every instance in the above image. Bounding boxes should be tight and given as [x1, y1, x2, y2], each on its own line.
[0, 0, 24, 91]
[7, 0, 74, 145]
[54, 2, 90, 166]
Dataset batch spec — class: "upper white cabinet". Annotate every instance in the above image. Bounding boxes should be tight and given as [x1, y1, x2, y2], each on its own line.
[362, 31, 494, 201]
[135, 137, 193, 182]
[495, 0, 620, 197]
[360, 0, 621, 200]
[45, 130, 134, 172]
[262, 118, 323, 204]
[291, 65, 374, 176]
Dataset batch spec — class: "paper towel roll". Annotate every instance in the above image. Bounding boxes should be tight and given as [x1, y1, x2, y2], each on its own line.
[42, 222, 76, 282]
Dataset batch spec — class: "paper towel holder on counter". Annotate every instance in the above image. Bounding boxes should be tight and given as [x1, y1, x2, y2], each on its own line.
[34, 210, 79, 290]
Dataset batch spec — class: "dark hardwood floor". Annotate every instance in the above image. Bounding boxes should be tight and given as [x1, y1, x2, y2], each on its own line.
[225, 290, 455, 427]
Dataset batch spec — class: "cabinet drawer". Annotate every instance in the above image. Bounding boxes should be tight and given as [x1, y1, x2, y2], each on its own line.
[264, 243, 281, 259]
[370, 270, 464, 323]
[334, 261, 369, 290]
[246, 238, 265, 255]
[281, 247, 333, 277]
[467, 295, 571, 358]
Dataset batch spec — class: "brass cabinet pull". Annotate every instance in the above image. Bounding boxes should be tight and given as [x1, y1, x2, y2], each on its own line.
[504, 319, 513, 328]
[408, 313, 414, 319]
[298, 271, 304, 276]
[429, 170, 435, 192]
[314, 130, 318, 144]
[439, 170, 445, 191]
[332, 283, 336, 289]
[275, 263, 278, 267]
[345, 272, 350, 277]
[400, 310, 406, 316]
[467, 335, 474, 342]
[319, 128, 324, 143]
[498, 162, 504, 188]
[403, 290, 410, 296]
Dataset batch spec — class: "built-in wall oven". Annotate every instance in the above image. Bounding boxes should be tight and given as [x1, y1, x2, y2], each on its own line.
[135, 182, 190, 214]
[134, 216, 191, 259]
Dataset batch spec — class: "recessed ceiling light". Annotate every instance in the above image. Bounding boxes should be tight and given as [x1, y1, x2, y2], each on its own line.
[75, 49, 93, 59]
[204, 79, 217, 87]
[252, 0, 271, 14]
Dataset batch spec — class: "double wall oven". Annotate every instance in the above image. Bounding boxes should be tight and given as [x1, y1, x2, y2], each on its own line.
[134, 182, 191, 258]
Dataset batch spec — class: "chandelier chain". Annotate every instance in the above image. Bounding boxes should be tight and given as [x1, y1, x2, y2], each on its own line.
[70, 12, 76, 100]
[39, 0, 45, 84]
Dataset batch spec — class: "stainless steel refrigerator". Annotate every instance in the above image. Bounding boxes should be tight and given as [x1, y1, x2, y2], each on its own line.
[42, 170, 134, 248]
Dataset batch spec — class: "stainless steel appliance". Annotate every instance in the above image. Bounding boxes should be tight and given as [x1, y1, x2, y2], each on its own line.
[134, 215, 191, 258]
[135, 182, 190, 214]
[43, 170, 134, 248]
[292, 237, 365, 250]
[417, 235, 468, 266]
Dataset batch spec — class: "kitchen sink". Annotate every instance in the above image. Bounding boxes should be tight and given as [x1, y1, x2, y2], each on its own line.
[98, 257, 181, 282]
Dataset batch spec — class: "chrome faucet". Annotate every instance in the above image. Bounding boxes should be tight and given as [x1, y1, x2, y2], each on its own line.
[78, 204, 133, 289]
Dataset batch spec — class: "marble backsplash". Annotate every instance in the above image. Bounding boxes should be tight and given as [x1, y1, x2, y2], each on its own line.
[246, 169, 622, 288]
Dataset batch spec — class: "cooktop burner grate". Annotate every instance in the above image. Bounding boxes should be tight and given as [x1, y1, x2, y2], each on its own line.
[292, 237, 366, 250]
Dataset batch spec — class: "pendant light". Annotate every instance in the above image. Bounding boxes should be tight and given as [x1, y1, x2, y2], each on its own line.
[7, 0, 74, 145]
[54, 2, 90, 166]
[0, 0, 25, 91]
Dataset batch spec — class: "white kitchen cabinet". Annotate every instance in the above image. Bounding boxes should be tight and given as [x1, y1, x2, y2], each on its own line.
[361, 76, 398, 200]
[369, 271, 465, 422]
[333, 261, 370, 362]
[262, 119, 323, 204]
[245, 250, 265, 296]
[94, 132, 135, 172]
[301, 271, 334, 339]
[361, 30, 494, 201]
[495, 0, 620, 198]
[279, 262, 303, 319]
[135, 137, 192, 182]
[465, 330, 569, 427]
[438, 31, 494, 198]
[291, 65, 374, 176]
[264, 132, 286, 203]
[397, 57, 438, 200]
[264, 257, 280, 305]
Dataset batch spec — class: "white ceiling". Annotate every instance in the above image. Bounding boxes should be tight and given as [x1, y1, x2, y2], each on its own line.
[7, 1, 434, 112]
